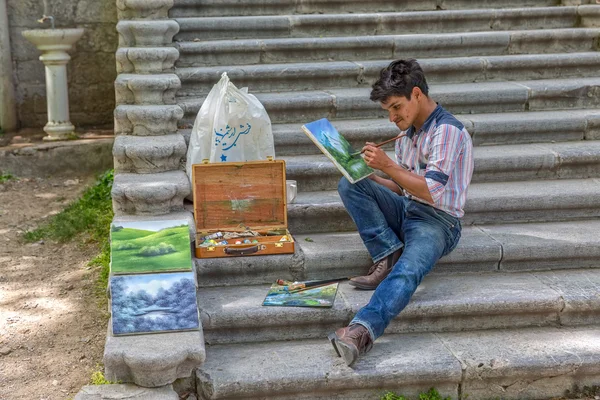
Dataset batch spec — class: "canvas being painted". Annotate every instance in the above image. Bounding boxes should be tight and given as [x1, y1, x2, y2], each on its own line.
[302, 118, 374, 184]
[110, 272, 200, 335]
[110, 220, 192, 274]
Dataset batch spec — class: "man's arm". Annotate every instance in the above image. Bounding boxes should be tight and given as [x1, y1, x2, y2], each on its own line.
[362, 144, 434, 203]
[369, 174, 404, 195]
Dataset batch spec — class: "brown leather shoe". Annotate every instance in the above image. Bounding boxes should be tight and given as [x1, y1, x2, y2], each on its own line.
[327, 324, 373, 367]
[349, 248, 402, 290]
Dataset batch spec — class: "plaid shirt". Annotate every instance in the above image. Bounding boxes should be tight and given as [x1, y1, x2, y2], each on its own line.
[394, 105, 474, 218]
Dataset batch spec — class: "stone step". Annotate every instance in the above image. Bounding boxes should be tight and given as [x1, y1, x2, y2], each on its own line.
[283, 141, 600, 192]
[115, 74, 181, 106]
[287, 178, 600, 233]
[194, 220, 600, 287]
[195, 325, 600, 400]
[114, 105, 184, 136]
[116, 47, 179, 74]
[112, 170, 190, 215]
[175, 28, 600, 67]
[74, 384, 178, 400]
[170, 0, 566, 18]
[175, 7, 581, 42]
[178, 77, 600, 125]
[177, 52, 600, 96]
[197, 269, 600, 344]
[103, 327, 205, 387]
[113, 134, 187, 174]
[181, 110, 600, 155]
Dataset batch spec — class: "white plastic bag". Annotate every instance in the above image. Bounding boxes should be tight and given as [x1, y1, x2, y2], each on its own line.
[186, 73, 275, 181]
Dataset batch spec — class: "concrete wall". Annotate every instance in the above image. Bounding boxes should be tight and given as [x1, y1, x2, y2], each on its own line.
[6, 0, 117, 130]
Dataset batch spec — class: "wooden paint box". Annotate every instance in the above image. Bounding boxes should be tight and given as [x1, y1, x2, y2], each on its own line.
[192, 158, 295, 258]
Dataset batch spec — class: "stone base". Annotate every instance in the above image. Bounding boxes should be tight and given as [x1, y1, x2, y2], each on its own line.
[74, 384, 178, 400]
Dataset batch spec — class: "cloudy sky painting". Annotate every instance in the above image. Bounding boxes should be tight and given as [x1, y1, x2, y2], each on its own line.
[110, 272, 199, 335]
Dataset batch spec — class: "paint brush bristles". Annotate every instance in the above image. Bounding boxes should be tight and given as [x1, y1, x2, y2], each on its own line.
[351, 133, 407, 156]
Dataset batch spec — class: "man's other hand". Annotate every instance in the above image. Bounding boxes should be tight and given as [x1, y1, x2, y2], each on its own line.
[362, 143, 394, 171]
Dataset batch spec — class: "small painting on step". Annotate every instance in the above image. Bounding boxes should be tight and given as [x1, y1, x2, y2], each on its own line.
[110, 272, 200, 335]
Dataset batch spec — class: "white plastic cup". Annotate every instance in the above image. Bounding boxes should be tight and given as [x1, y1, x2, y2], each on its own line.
[286, 180, 297, 204]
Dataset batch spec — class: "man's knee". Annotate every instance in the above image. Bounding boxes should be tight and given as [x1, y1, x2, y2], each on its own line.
[338, 176, 353, 196]
[338, 176, 373, 198]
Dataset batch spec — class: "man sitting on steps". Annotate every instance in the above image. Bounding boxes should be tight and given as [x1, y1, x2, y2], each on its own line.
[328, 59, 474, 367]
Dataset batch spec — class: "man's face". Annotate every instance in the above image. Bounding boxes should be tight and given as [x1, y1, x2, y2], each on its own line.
[381, 90, 420, 131]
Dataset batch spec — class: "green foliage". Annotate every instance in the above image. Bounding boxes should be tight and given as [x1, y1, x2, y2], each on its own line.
[0, 172, 15, 183]
[89, 364, 118, 385]
[24, 170, 113, 243]
[381, 388, 451, 400]
[22, 170, 114, 308]
[139, 242, 177, 256]
[113, 242, 138, 251]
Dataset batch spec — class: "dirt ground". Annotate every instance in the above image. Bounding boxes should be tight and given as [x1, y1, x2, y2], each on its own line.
[0, 176, 106, 400]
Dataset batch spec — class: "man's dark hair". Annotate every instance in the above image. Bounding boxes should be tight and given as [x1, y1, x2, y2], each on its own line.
[370, 59, 429, 103]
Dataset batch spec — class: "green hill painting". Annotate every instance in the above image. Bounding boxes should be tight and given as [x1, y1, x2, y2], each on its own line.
[110, 220, 192, 274]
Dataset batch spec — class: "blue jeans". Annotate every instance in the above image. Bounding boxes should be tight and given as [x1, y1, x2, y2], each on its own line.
[338, 177, 462, 340]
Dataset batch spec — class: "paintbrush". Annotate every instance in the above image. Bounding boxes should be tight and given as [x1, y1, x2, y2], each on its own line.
[350, 133, 407, 157]
[276, 277, 349, 292]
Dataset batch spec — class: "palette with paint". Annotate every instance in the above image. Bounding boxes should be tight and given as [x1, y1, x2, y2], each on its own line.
[192, 158, 295, 258]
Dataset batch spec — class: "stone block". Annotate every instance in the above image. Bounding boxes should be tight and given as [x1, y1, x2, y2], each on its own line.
[177, 61, 361, 96]
[117, 20, 179, 48]
[540, 140, 600, 179]
[113, 133, 187, 174]
[481, 220, 600, 271]
[15, 59, 45, 85]
[116, 47, 179, 74]
[75, 0, 117, 24]
[488, 6, 577, 31]
[469, 110, 586, 146]
[464, 179, 600, 225]
[195, 250, 303, 288]
[104, 327, 205, 387]
[438, 327, 600, 400]
[115, 74, 181, 106]
[289, 14, 379, 38]
[176, 39, 263, 68]
[76, 23, 119, 53]
[533, 269, 600, 326]
[175, 15, 290, 42]
[508, 28, 600, 55]
[117, 0, 174, 20]
[394, 31, 509, 59]
[584, 110, 600, 140]
[523, 77, 600, 111]
[114, 105, 183, 136]
[69, 82, 115, 115]
[10, 27, 41, 61]
[112, 170, 190, 215]
[328, 88, 386, 120]
[69, 52, 117, 85]
[483, 52, 600, 82]
[196, 334, 461, 399]
[433, 81, 528, 113]
[579, 5, 600, 27]
[74, 384, 178, 400]
[262, 36, 395, 65]
[0, 138, 114, 178]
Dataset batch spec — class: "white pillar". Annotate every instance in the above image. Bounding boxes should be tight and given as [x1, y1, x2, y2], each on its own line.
[22, 28, 84, 141]
[0, 0, 18, 133]
[40, 51, 75, 139]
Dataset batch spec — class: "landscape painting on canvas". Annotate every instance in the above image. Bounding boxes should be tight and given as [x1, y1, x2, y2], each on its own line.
[110, 220, 192, 274]
[110, 272, 199, 335]
[262, 282, 339, 308]
[302, 118, 374, 184]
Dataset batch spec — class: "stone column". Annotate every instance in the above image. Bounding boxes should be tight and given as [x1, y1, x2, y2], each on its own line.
[0, 0, 18, 133]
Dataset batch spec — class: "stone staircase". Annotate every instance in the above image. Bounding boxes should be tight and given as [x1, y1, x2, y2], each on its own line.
[103, 0, 600, 399]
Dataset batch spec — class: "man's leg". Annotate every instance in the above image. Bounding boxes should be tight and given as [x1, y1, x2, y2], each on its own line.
[330, 204, 461, 366]
[338, 177, 406, 263]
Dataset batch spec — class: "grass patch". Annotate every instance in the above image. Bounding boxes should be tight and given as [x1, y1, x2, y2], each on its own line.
[381, 388, 452, 400]
[0, 171, 16, 183]
[89, 364, 119, 385]
[23, 170, 114, 304]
